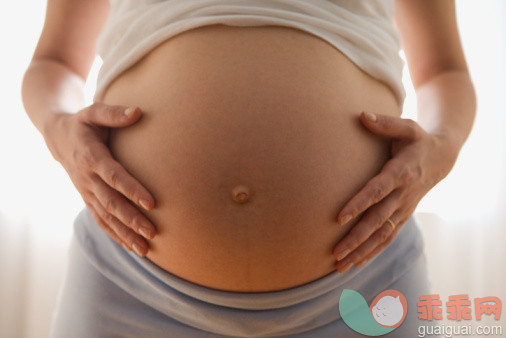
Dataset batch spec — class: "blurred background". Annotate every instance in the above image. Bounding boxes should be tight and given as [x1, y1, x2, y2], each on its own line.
[1, 0, 505, 337]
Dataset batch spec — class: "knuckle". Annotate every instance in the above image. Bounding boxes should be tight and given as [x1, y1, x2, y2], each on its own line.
[103, 212, 115, 225]
[413, 163, 423, 180]
[371, 212, 386, 227]
[103, 197, 117, 213]
[379, 226, 391, 243]
[77, 147, 96, 168]
[370, 184, 384, 202]
[398, 165, 414, 184]
[73, 148, 86, 165]
[97, 207, 108, 220]
[104, 167, 119, 187]
[128, 213, 142, 229]
[384, 158, 401, 173]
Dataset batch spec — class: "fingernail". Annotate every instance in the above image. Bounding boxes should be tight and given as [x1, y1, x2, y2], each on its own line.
[364, 111, 377, 122]
[139, 227, 155, 239]
[340, 262, 353, 273]
[124, 107, 136, 116]
[132, 242, 145, 256]
[139, 199, 152, 210]
[336, 249, 350, 261]
[339, 214, 352, 226]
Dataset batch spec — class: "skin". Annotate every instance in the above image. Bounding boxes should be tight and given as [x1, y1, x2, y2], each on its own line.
[21, 0, 476, 268]
[334, 0, 476, 272]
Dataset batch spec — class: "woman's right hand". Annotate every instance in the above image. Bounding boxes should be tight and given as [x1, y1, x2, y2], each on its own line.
[43, 102, 156, 257]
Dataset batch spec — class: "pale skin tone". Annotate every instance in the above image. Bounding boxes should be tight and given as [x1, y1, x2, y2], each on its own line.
[21, 0, 476, 268]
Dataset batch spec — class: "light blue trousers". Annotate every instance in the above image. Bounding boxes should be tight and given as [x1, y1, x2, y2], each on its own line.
[50, 207, 433, 337]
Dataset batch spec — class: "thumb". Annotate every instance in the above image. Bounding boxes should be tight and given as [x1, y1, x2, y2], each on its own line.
[79, 102, 142, 127]
[359, 111, 422, 140]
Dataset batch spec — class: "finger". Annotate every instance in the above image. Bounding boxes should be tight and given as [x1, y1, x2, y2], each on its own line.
[334, 189, 400, 261]
[85, 202, 130, 249]
[335, 214, 398, 271]
[91, 174, 156, 239]
[360, 111, 424, 141]
[358, 219, 405, 264]
[88, 196, 149, 257]
[88, 141, 155, 211]
[78, 102, 142, 128]
[337, 160, 402, 225]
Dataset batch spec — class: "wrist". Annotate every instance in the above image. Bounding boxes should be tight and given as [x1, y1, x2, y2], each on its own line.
[429, 127, 464, 181]
[429, 125, 465, 154]
[41, 110, 70, 138]
[41, 111, 72, 162]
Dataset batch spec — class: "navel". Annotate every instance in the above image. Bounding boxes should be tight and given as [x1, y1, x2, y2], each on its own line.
[231, 184, 252, 204]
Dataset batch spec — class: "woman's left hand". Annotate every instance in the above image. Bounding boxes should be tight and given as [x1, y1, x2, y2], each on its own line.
[333, 111, 461, 273]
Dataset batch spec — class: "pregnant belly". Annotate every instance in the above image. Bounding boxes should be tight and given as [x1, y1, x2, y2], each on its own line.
[100, 24, 401, 292]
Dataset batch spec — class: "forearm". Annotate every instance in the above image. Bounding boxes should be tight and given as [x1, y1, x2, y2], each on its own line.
[415, 69, 477, 152]
[21, 58, 87, 138]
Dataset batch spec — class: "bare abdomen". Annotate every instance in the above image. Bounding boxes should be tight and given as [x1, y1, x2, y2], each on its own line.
[100, 24, 400, 292]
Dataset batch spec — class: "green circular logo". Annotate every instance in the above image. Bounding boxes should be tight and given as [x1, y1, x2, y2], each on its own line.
[339, 289, 408, 336]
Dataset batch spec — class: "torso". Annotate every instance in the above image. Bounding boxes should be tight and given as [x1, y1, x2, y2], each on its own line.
[100, 24, 401, 292]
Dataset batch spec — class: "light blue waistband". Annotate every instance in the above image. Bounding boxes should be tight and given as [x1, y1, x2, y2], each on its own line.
[72, 206, 424, 336]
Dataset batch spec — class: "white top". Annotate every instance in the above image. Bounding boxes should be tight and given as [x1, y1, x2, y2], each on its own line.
[94, 0, 405, 107]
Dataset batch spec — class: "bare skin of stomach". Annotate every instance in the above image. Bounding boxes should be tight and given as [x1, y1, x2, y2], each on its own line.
[100, 24, 401, 292]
